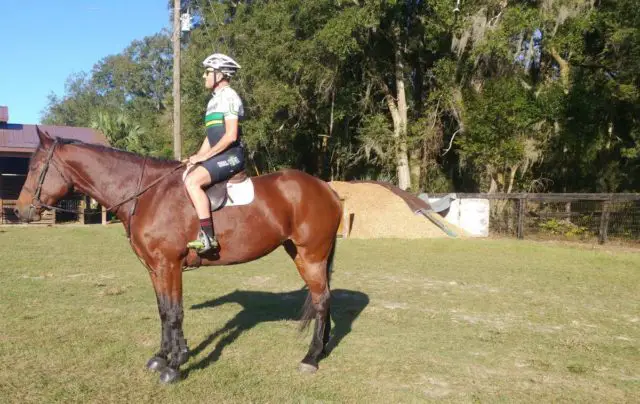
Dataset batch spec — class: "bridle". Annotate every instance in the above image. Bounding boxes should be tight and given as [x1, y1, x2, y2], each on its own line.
[23, 137, 186, 276]
[25, 137, 186, 219]
[26, 138, 77, 215]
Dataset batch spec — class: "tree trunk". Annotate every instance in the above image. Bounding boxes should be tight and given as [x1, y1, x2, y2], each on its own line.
[385, 93, 410, 190]
[488, 165, 498, 193]
[410, 148, 422, 192]
[393, 25, 411, 190]
[550, 47, 571, 94]
[317, 90, 335, 180]
[506, 163, 519, 194]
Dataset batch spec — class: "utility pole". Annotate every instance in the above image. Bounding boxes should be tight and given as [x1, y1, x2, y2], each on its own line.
[172, 0, 182, 160]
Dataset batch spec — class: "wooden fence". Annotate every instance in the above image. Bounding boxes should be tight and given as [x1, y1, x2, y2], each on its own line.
[434, 193, 640, 244]
[1, 197, 108, 225]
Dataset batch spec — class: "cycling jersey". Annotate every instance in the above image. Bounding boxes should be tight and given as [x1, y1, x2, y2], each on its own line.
[204, 86, 244, 148]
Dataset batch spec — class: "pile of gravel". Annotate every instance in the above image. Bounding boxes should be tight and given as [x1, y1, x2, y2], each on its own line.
[329, 181, 468, 239]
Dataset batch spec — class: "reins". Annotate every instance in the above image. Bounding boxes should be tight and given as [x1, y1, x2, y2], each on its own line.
[29, 138, 186, 218]
[105, 161, 185, 212]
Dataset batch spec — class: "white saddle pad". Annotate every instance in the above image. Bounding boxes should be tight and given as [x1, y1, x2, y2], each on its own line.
[212, 177, 255, 208]
[183, 169, 255, 209]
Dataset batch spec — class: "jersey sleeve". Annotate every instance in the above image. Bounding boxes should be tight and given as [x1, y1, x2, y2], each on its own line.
[223, 90, 244, 120]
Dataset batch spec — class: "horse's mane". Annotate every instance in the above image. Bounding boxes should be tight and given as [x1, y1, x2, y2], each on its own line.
[56, 137, 181, 168]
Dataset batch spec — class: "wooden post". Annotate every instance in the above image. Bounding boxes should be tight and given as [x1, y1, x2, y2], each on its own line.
[0, 175, 3, 224]
[172, 0, 182, 160]
[598, 197, 611, 244]
[101, 206, 107, 225]
[78, 197, 86, 224]
[342, 198, 350, 239]
[565, 201, 572, 222]
[517, 196, 526, 240]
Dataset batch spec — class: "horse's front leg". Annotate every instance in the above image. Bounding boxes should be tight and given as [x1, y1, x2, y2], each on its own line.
[145, 293, 171, 371]
[146, 262, 189, 384]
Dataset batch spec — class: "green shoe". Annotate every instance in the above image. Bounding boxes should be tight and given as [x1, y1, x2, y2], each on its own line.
[187, 229, 219, 253]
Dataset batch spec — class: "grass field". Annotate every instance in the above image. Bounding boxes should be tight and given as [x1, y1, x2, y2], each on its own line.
[0, 225, 639, 403]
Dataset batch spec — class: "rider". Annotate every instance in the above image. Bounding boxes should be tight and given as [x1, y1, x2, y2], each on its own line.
[184, 53, 245, 253]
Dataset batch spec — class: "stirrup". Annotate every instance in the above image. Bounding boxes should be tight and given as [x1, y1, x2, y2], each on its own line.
[187, 230, 219, 253]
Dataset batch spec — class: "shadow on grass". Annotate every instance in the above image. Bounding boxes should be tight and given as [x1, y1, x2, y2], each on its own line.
[184, 288, 369, 376]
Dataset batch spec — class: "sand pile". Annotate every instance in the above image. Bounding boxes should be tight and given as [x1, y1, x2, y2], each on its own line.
[329, 181, 469, 239]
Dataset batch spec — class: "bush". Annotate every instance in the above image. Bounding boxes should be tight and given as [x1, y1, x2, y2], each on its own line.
[538, 218, 589, 238]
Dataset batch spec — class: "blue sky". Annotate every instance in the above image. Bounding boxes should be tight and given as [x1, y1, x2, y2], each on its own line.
[0, 1, 171, 124]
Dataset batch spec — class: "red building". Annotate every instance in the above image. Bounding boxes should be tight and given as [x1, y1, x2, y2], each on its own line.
[0, 106, 110, 224]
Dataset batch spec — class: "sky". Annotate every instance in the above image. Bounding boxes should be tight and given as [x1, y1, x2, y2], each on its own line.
[0, 1, 171, 125]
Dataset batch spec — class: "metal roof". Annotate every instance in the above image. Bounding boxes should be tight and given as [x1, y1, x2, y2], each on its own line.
[0, 123, 109, 154]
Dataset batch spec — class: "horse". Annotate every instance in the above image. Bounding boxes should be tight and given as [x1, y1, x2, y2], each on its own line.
[14, 127, 342, 384]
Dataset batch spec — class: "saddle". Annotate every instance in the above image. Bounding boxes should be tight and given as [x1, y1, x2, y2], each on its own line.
[206, 170, 248, 211]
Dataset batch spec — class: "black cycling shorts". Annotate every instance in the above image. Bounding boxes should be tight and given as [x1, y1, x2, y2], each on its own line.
[200, 146, 246, 182]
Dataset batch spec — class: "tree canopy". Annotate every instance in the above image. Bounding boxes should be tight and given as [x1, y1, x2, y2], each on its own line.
[42, 0, 640, 193]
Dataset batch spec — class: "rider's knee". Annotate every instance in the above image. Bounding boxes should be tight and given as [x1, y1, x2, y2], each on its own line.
[183, 174, 199, 190]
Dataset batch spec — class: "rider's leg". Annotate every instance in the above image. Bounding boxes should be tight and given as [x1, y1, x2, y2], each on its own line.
[186, 147, 246, 252]
[184, 166, 218, 251]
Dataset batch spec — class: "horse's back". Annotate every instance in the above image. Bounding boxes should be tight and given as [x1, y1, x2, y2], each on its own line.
[256, 168, 340, 207]
[253, 169, 342, 241]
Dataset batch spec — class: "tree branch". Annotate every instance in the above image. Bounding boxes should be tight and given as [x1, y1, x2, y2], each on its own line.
[442, 129, 461, 155]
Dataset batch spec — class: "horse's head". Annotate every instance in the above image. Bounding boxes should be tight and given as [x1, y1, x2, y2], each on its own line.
[14, 127, 73, 222]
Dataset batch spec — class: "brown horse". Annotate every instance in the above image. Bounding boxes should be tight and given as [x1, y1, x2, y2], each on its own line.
[14, 127, 342, 384]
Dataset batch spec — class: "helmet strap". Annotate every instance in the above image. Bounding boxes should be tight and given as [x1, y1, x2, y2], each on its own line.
[213, 70, 219, 88]
[212, 70, 230, 91]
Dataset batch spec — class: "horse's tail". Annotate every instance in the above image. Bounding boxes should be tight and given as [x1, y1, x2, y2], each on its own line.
[300, 238, 336, 331]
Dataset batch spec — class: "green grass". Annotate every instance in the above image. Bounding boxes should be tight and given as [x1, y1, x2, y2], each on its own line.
[0, 225, 639, 403]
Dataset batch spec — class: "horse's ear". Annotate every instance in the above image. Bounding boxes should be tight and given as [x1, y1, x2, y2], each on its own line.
[36, 125, 53, 147]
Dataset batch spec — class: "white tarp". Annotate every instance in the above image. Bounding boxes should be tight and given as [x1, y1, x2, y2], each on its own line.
[421, 194, 490, 237]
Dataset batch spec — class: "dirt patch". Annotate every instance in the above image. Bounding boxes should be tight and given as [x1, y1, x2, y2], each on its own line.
[329, 181, 469, 239]
[244, 276, 271, 286]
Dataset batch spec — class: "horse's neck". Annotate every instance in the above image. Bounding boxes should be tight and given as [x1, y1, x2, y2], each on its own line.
[63, 145, 162, 214]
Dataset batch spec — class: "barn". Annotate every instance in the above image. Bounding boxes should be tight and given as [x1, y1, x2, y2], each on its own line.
[0, 105, 110, 225]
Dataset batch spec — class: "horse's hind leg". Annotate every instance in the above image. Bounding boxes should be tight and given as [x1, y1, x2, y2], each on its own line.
[284, 240, 332, 373]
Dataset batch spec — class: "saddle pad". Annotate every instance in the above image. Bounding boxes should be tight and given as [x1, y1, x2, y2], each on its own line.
[218, 177, 255, 207]
[183, 168, 255, 209]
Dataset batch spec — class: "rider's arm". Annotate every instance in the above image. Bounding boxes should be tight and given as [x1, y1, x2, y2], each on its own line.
[196, 136, 211, 157]
[198, 117, 238, 161]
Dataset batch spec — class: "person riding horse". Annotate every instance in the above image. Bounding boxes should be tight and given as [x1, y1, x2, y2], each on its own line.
[183, 53, 245, 254]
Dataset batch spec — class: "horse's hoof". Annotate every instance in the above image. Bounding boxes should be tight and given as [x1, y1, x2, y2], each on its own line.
[298, 362, 318, 374]
[146, 356, 167, 372]
[159, 367, 180, 384]
[176, 347, 190, 366]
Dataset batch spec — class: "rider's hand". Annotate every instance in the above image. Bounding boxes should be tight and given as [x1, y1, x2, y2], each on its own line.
[183, 155, 201, 165]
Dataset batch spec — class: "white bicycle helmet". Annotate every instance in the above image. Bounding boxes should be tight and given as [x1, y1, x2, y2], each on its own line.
[202, 53, 241, 78]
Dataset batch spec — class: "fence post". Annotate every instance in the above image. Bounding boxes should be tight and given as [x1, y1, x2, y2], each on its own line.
[338, 197, 350, 238]
[517, 196, 526, 240]
[598, 196, 611, 244]
[78, 198, 86, 225]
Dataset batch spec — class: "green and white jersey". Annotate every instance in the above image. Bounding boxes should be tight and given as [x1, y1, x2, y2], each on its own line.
[204, 86, 244, 147]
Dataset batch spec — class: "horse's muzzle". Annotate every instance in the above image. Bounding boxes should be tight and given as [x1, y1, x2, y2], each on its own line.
[14, 206, 41, 223]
